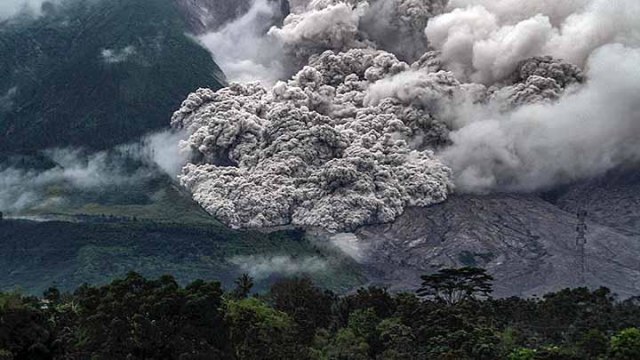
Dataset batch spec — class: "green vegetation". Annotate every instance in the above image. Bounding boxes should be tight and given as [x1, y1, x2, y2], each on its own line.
[0, 219, 364, 295]
[24, 178, 225, 225]
[0, 0, 224, 153]
[1, 269, 640, 359]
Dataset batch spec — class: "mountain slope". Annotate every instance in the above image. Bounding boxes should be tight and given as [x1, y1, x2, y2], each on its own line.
[0, 219, 364, 295]
[0, 0, 224, 153]
[352, 175, 640, 298]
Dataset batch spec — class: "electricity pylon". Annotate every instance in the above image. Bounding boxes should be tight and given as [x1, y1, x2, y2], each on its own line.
[576, 209, 588, 285]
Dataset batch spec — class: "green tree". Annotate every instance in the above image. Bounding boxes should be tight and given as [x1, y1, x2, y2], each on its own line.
[509, 348, 537, 360]
[376, 318, 416, 360]
[313, 328, 369, 360]
[348, 308, 381, 355]
[69, 273, 228, 359]
[0, 293, 52, 360]
[226, 297, 298, 360]
[578, 329, 608, 359]
[338, 287, 396, 323]
[269, 277, 334, 344]
[610, 328, 640, 360]
[417, 267, 494, 305]
[231, 274, 254, 299]
[0, 349, 13, 360]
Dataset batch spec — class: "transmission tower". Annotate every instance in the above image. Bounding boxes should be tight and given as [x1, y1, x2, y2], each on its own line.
[576, 209, 588, 285]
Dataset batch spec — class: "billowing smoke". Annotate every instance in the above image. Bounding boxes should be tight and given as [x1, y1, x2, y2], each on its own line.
[173, 0, 455, 232]
[172, 46, 456, 231]
[199, 0, 448, 84]
[422, 0, 640, 191]
[271, 0, 448, 63]
[442, 44, 640, 192]
[426, 0, 640, 83]
[173, 0, 640, 230]
[199, 0, 288, 83]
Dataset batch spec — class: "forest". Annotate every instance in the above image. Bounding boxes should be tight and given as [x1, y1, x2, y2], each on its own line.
[1, 268, 640, 359]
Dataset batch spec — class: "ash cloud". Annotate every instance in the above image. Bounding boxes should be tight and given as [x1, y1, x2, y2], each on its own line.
[172, 0, 454, 232]
[173, 0, 640, 230]
[171, 50, 453, 232]
[442, 44, 640, 192]
[198, 0, 288, 84]
[426, 0, 640, 83]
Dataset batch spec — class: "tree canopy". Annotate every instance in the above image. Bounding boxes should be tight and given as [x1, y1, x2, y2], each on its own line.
[1, 269, 639, 359]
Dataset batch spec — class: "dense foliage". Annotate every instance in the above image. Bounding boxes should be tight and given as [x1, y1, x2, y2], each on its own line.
[1, 269, 639, 359]
[0, 0, 224, 153]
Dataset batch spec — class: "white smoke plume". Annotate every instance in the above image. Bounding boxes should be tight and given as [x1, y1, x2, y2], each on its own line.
[330, 232, 367, 261]
[199, 0, 448, 84]
[426, 0, 640, 83]
[173, 0, 640, 231]
[199, 0, 288, 83]
[141, 130, 191, 177]
[0, 0, 51, 19]
[442, 44, 640, 192]
[229, 255, 328, 279]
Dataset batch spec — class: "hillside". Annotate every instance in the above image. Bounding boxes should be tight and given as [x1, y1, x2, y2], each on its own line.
[0, 0, 225, 153]
[352, 171, 640, 298]
[0, 218, 364, 295]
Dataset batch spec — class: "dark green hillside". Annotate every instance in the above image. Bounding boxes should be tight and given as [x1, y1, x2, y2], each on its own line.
[0, 219, 364, 295]
[0, 0, 225, 153]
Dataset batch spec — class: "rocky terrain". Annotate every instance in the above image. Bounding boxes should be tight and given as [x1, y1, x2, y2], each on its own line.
[349, 172, 640, 297]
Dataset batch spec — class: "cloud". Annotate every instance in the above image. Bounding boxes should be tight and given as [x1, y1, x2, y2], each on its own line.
[0, 149, 145, 213]
[101, 46, 136, 64]
[440, 44, 640, 192]
[229, 255, 328, 280]
[0, 0, 53, 20]
[0, 129, 190, 214]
